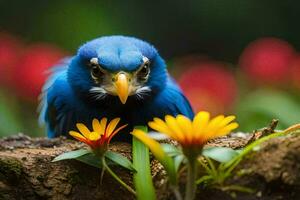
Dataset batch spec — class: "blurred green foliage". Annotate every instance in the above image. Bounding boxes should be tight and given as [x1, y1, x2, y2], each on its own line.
[0, 90, 44, 137]
[1, 0, 300, 60]
[0, 91, 22, 136]
[236, 89, 300, 131]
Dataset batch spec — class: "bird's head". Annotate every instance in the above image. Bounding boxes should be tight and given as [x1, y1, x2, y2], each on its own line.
[68, 36, 167, 105]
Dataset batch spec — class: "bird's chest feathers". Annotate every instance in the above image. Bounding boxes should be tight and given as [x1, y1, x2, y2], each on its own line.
[69, 96, 152, 125]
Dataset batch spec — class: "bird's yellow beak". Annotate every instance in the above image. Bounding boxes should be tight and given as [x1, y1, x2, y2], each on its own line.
[113, 72, 130, 104]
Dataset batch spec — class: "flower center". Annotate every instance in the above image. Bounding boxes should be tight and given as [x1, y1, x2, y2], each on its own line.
[88, 131, 101, 141]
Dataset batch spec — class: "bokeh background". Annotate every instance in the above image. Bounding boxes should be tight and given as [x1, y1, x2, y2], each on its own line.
[1, 0, 300, 137]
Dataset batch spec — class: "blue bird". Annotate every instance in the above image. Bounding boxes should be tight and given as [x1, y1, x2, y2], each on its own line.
[39, 36, 194, 141]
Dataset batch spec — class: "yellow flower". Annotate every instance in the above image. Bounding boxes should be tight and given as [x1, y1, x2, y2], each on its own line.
[148, 111, 238, 148]
[131, 128, 178, 184]
[131, 129, 166, 162]
[69, 118, 127, 153]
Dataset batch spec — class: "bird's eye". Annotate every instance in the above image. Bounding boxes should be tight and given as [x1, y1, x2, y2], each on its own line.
[137, 62, 150, 80]
[88, 57, 104, 80]
[90, 65, 104, 79]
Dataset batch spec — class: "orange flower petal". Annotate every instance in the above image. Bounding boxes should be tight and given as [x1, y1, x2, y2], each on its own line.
[92, 119, 104, 135]
[165, 115, 185, 142]
[148, 118, 174, 139]
[108, 124, 127, 143]
[176, 115, 193, 143]
[193, 111, 210, 140]
[100, 118, 108, 132]
[106, 118, 120, 137]
[131, 129, 166, 162]
[216, 122, 239, 137]
[219, 116, 236, 127]
[69, 131, 88, 143]
[76, 123, 91, 138]
[206, 115, 225, 132]
[69, 131, 84, 139]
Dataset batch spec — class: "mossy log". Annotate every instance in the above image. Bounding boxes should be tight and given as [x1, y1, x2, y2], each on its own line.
[0, 130, 300, 200]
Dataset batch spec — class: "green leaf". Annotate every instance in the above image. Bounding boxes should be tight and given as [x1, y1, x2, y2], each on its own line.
[174, 155, 185, 172]
[236, 89, 300, 131]
[105, 151, 136, 172]
[76, 152, 103, 168]
[52, 149, 90, 162]
[202, 147, 239, 163]
[132, 127, 178, 185]
[196, 175, 213, 185]
[132, 126, 156, 200]
[161, 143, 182, 157]
[221, 185, 255, 193]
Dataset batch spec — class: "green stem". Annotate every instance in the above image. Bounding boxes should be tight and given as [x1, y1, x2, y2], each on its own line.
[219, 185, 254, 193]
[185, 158, 197, 200]
[102, 156, 136, 196]
[171, 185, 183, 200]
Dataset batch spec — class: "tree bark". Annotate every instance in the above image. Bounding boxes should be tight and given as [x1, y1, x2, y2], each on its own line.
[0, 131, 299, 200]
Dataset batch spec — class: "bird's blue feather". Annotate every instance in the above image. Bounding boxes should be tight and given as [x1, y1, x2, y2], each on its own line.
[39, 36, 194, 138]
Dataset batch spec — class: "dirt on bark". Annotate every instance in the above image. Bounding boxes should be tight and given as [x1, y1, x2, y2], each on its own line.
[0, 129, 300, 200]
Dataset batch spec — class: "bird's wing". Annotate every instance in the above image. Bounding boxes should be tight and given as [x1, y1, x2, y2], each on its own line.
[148, 77, 194, 119]
[166, 78, 194, 118]
[175, 90, 195, 119]
[38, 57, 74, 137]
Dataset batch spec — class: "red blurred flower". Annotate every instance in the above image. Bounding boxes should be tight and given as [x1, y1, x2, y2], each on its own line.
[178, 61, 237, 115]
[13, 43, 66, 102]
[290, 55, 300, 90]
[239, 37, 295, 84]
[0, 32, 23, 86]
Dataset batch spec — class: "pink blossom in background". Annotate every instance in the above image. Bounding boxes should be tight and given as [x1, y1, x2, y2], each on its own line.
[178, 61, 237, 115]
[239, 37, 296, 85]
[290, 55, 300, 90]
[0, 32, 23, 87]
[13, 43, 66, 102]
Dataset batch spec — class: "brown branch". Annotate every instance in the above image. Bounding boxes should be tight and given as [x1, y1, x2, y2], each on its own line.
[1, 131, 300, 200]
